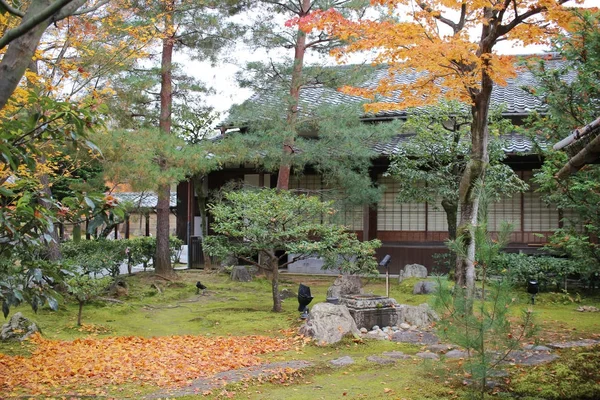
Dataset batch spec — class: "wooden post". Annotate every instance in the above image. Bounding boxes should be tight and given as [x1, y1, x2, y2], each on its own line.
[125, 215, 130, 239]
[145, 213, 150, 237]
[85, 220, 91, 240]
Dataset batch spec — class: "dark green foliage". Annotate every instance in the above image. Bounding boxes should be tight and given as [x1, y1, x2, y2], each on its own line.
[0, 256, 62, 318]
[490, 253, 579, 291]
[510, 346, 600, 400]
[204, 188, 381, 311]
[61, 239, 128, 277]
[525, 9, 600, 283]
[61, 236, 184, 277]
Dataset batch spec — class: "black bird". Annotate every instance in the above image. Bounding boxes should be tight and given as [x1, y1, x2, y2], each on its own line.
[196, 281, 207, 295]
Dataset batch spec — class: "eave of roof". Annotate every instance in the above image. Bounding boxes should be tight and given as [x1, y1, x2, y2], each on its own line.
[555, 116, 600, 179]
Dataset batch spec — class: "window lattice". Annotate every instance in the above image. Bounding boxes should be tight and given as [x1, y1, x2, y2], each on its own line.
[377, 176, 426, 231]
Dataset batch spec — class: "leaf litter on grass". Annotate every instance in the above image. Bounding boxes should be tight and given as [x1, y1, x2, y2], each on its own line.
[0, 332, 296, 397]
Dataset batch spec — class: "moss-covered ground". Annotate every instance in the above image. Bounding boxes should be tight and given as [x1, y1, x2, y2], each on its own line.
[1, 270, 599, 399]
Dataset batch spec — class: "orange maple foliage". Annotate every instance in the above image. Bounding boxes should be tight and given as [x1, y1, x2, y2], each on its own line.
[296, 0, 587, 112]
[0, 333, 296, 396]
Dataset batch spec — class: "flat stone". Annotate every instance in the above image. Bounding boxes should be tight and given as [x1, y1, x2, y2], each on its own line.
[392, 330, 439, 345]
[330, 356, 354, 367]
[427, 344, 454, 353]
[148, 360, 312, 398]
[501, 350, 559, 366]
[415, 352, 439, 360]
[382, 351, 412, 360]
[523, 345, 552, 351]
[445, 350, 469, 359]
[359, 328, 368, 334]
[367, 355, 396, 365]
[399, 323, 411, 330]
[547, 339, 600, 349]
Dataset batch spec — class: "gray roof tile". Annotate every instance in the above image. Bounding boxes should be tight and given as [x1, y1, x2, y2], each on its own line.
[112, 192, 177, 209]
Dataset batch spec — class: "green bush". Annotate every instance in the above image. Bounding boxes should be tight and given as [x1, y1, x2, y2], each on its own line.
[61, 239, 128, 277]
[62, 236, 184, 276]
[490, 252, 579, 291]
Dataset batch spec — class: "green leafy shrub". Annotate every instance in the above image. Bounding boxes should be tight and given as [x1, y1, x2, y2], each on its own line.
[66, 274, 112, 326]
[61, 239, 128, 277]
[490, 253, 579, 291]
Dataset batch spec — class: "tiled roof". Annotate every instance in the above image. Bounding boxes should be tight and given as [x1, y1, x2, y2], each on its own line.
[112, 192, 177, 209]
[234, 56, 570, 122]
[370, 132, 546, 156]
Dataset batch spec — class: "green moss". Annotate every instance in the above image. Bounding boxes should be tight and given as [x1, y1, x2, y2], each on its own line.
[510, 346, 600, 400]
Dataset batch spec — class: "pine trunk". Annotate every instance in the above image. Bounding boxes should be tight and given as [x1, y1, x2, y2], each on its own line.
[154, 4, 175, 277]
[276, 0, 310, 190]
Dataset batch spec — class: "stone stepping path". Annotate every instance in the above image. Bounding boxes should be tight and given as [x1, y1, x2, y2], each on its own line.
[147, 360, 312, 398]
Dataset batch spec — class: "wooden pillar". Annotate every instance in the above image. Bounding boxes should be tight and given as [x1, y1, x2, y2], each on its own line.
[59, 223, 64, 241]
[145, 213, 150, 237]
[85, 220, 91, 240]
[114, 224, 119, 239]
[125, 215, 130, 239]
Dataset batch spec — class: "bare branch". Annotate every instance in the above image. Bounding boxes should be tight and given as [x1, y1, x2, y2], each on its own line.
[418, 1, 460, 34]
[0, 0, 76, 50]
[0, 0, 25, 17]
[71, 0, 109, 16]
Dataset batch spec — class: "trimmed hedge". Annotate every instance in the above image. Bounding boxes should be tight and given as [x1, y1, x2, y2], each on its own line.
[490, 252, 579, 290]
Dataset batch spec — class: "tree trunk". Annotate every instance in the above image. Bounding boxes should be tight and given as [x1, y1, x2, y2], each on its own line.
[442, 198, 458, 273]
[154, 3, 175, 277]
[0, 0, 88, 111]
[270, 254, 281, 312]
[0, 0, 50, 110]
[77, 301, 84, 326]
[276, 0, 310, 190]
[455, 68, 493, 297]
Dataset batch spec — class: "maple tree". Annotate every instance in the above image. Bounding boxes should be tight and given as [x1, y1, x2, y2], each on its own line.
[296, 0, 592, 298]
[387, 102, 526, 244]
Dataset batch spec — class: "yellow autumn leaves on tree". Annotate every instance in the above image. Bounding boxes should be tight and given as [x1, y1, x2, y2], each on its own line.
[0, 333, 296, 397]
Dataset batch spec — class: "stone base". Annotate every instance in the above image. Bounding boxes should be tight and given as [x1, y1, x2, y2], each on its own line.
[340, 295, 399, 329]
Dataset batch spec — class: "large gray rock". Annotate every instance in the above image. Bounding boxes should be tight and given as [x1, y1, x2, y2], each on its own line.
[413, 280, 437, 295]
[299, 303, 360, 345]
[396, 303, 439, 328]
[1, 312, 39, 341]
[230, 266, 253, 282]
[327, 275, 363, 299]
[399, 264, 428, 282]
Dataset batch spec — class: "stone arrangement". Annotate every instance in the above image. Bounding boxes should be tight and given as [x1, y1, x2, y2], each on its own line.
[1, 312, 39, 341]
[398, 263, 428, 282]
